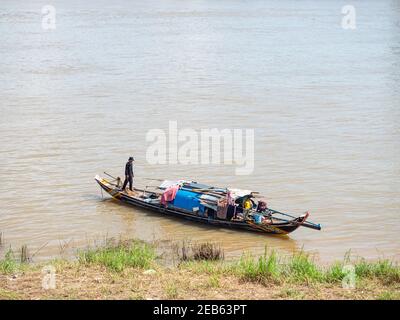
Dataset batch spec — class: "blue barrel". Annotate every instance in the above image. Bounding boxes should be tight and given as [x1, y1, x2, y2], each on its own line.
[171, 189, 204, 213]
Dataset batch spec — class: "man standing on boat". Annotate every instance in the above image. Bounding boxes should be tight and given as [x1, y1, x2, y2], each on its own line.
[122, 156, 134, 191]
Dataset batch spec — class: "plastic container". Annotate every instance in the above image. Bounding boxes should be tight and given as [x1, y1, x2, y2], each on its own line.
[253, 214, 263, 224]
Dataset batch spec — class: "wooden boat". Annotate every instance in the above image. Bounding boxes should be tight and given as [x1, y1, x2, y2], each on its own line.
[95, 173, 322, 235]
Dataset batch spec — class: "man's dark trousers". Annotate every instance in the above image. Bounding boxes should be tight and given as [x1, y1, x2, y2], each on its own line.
[122, 175, 133, 191]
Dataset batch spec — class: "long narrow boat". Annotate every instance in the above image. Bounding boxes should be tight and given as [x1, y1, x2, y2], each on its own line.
[95, 174, 321, 235]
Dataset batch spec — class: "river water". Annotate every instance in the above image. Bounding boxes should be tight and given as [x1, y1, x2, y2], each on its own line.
[1, 0, 400, 263]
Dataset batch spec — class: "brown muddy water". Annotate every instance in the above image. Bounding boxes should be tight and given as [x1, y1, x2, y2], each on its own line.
[0, 0, 400, 263]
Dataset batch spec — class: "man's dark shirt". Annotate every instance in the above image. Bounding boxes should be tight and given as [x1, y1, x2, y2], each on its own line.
[125, 161, 134, 177]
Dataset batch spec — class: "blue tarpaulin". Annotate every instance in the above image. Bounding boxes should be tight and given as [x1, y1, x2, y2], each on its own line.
[171, 189, 205, 214]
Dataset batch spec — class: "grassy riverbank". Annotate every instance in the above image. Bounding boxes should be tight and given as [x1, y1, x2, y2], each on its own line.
[1, 240, 399, 300]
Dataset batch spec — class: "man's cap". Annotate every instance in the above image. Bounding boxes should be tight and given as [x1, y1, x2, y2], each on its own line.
[129, 156, 134, 161]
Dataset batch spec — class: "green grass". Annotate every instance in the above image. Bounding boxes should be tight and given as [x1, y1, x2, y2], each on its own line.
[377, 291, 400, 300]
[78, 240, 156, 272]
[165, 282, 179, 299]
[325, 262, 347, 283]
[323, 258, 400, 285]
[228, 249, 400, 286]
[284, 251, 324, 283]
[0, 288, 22, 300]
[208, 274, 221, 288]
[0, 249, 18, 274]
[277, 287, 305, 299]
[235, 249, 280, 282]
[354, 259, 400, 284]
